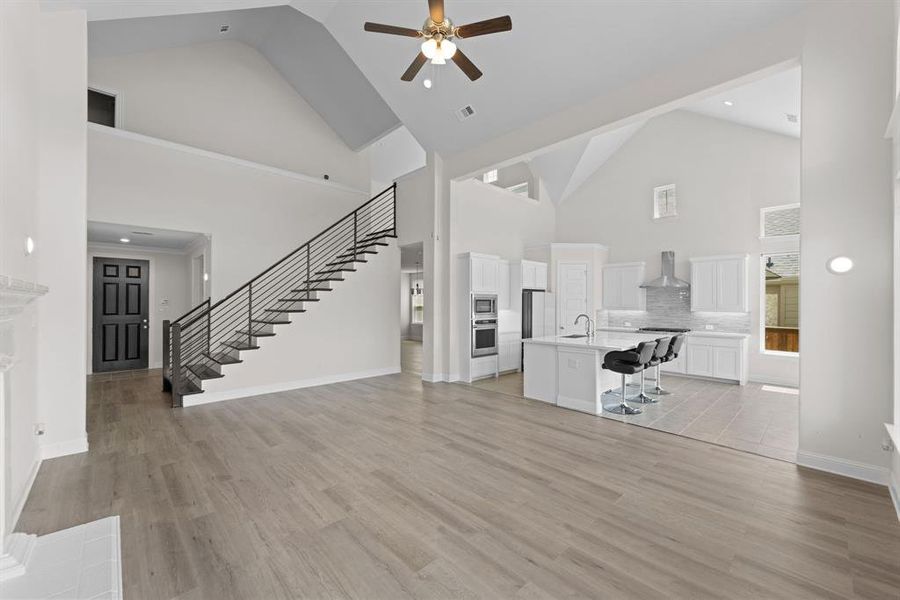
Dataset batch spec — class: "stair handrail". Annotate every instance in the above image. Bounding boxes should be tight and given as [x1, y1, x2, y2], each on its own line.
[178, 183, 396, 330]
[164, 183, 397, 407]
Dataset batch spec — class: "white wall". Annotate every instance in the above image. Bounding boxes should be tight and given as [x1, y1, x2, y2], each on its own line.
[556, 110, 801, 385]
[86, 245, 191, 372]
[0, 0, 87, 542]
[0, 0, 42, 542]
[89, 40, 369, 190]
[88, 127, 367, 301]
[449, 178, 556, 379]
[36, 9, 88, 461]
[798, 0, 894, 480]
[192, 243, 400, 404]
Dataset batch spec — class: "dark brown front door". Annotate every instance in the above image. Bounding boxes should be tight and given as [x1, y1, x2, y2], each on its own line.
[92, 257, 150, 372]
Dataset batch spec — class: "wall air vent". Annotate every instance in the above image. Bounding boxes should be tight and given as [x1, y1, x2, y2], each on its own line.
[455, 105, 476, 121]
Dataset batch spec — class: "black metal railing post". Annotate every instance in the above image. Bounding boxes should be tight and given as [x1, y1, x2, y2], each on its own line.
[205, 299, 211, 356]
[353, 210, 358, 259]
[392, 182, 397, 237]
[162, 319, 171, 392]
[306, 245, 311, 298]
[247, 283, 253, 346]
[171, 322, 182, 408]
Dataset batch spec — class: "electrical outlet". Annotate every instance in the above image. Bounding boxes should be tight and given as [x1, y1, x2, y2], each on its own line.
[34, 423, 45, 436]
[705, 324, 714, 330]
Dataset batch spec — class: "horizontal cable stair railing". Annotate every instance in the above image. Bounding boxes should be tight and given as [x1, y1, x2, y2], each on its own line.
[163, 184, 396, 406]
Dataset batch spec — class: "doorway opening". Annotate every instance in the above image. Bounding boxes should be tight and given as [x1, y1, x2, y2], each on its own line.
[87, 221, 209, 375]
[400, 242, 424, 375]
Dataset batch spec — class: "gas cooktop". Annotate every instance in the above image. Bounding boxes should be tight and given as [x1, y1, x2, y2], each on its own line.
[637, 327, 691, 333]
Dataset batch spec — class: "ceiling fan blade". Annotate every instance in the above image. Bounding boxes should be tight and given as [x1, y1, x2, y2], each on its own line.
[428, 0, 445, 23]
[451, 48, 483, 81]
[364, 22, 422, 37]
[456, 15, 512, 38]
[401, 52, 428, 81]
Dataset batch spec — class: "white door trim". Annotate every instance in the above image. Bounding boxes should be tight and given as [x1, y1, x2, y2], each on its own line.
[556, 261, 592, 336]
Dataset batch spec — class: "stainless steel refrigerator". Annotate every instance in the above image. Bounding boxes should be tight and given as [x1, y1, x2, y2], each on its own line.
[521, 290, 555, 369]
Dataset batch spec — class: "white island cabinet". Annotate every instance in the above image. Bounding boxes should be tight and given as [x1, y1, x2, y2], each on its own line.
[523, 333, 661, 414]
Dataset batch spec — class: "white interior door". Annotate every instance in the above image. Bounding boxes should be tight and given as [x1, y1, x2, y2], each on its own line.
[557, 263, 590, 335]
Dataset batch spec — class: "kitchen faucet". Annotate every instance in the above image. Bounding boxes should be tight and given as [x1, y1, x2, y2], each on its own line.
[574, 313, 594, 337]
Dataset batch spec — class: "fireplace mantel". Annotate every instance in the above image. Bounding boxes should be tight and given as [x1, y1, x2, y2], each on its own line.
[0, 275, 48, 324]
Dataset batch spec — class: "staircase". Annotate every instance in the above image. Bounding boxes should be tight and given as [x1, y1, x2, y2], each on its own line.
[162, 184, 396, 407]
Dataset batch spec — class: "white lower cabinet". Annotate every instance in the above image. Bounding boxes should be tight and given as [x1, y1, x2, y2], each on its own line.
[686, 343, 714, 377]
[660, 351, 686, 374]
[499, 333, 522, 373]
[684, 335, 747, 384]
[470, 355, 498, 380]
[713, 347, 740, 381]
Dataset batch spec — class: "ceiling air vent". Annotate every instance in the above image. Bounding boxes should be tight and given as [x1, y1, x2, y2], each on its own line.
[455, 105, 476, 121]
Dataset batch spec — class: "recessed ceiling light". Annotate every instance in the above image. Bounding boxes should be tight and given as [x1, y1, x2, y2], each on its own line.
[25, 236, 35, 255]
[423, 78, 432, 89]
[723, 100, 734, 107]
[119, 237, 130, 243]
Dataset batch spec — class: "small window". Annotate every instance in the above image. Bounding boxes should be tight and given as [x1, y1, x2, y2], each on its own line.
[88, 89, 116, 127]
[762, 252, 799, 354]
[761, 204, 800, 238]
[505, 182, 529, 196]
[653, 184, 677, 219]
[482, 169, 498, 184]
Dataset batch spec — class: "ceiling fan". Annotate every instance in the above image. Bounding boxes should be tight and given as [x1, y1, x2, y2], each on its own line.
[364, 0, 512, 82]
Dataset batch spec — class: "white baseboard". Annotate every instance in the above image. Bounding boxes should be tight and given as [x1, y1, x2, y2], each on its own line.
[40, 435, 88, 460]
[421, 372, 449, 383]
[184, 366, 401, 407]
[889, 476, 900, 522]
[7, 459, 41, 539]
[748, 374, 800, 387]
[796, 450, 889, 486]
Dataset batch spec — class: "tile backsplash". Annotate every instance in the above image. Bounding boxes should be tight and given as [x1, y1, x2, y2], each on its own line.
[598, 288, 751, 333]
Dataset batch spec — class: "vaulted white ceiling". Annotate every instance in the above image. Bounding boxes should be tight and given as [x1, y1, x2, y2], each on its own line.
[44, 0, 809, 156]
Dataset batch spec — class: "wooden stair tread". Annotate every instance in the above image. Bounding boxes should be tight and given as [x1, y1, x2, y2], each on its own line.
[223, 341, 260, 351]
[187, 364, 224, 380]
[235, 329, 276, 337]
[204, 352, 242, 365]
[179, 379, 204, 395]
[252, 318, 290, 325]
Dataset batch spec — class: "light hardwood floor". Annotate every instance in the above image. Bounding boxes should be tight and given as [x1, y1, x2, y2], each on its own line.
[16, 369, 900, 599]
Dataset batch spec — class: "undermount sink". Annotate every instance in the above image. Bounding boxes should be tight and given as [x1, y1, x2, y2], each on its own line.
[561, 334, 588, 338]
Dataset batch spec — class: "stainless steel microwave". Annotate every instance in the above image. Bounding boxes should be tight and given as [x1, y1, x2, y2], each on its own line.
[471, 294, 498, 317]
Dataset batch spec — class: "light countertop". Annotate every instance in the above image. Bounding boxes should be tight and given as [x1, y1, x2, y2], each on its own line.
[595, 327, 750, 340]
[524, 333, 662, 351]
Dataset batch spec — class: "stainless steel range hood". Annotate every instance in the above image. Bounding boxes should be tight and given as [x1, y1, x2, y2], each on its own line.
[640, 251, 690, 289]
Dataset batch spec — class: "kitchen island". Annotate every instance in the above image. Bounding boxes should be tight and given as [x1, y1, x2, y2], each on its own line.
[523, 333, 661, 415]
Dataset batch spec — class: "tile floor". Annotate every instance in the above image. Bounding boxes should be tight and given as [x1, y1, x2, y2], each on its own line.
[470, 371, 799, 463]
[2, 516, 122, 599]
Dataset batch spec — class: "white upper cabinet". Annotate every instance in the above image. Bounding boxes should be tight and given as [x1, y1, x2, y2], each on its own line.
[601, 263, 646, 310]
[519, 260, 548, 290]
[689, 255, 748, 312]
[469, 254, 500, 294]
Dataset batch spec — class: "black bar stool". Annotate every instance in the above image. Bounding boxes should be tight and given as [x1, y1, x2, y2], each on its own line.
[601, 340, 658, 415]
[650, 334, 685, 396]
[631, 336, 671, 403]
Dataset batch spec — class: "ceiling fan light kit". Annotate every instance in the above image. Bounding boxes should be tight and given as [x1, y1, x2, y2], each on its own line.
[364, 0, 511, 82]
